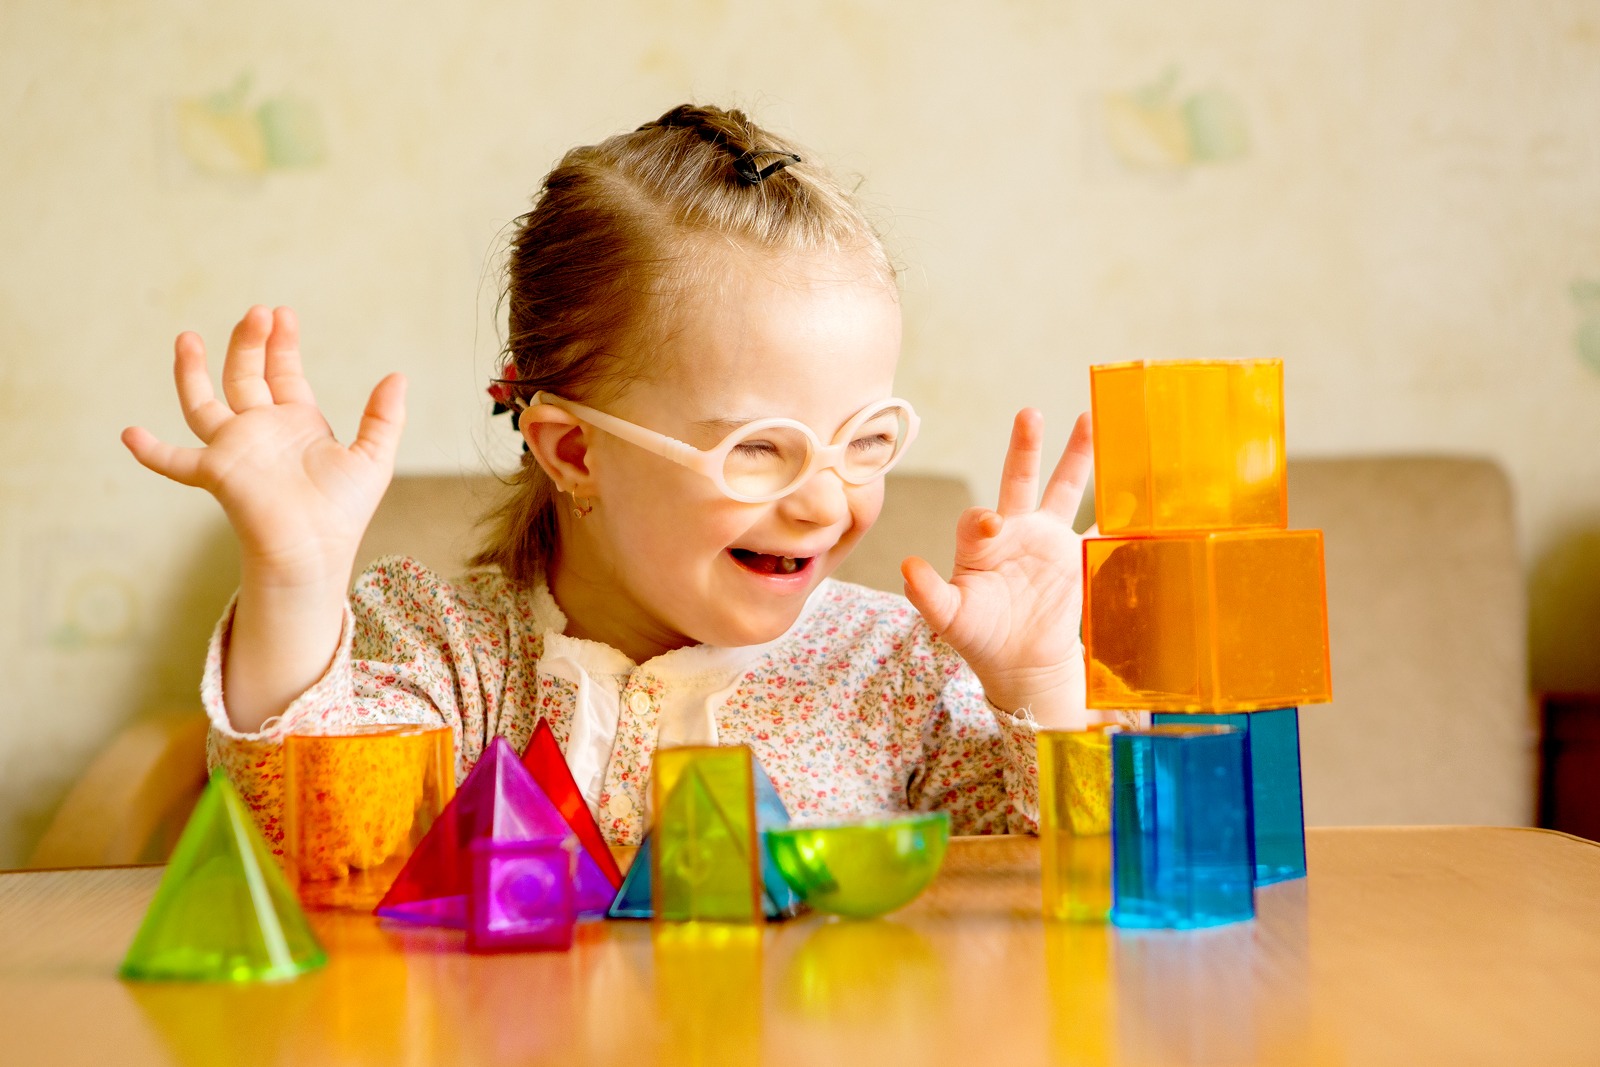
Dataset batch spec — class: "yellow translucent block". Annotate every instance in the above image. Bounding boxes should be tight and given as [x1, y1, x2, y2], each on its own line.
[1083, 530, 1332, 712]
[1090, 359, 1287, 534]
[1038, 728, 1113, 922]
[283, 724, 455, 910]
[651, 746, 763, 924]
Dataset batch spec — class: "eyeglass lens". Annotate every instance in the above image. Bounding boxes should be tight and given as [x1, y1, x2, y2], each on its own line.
[720, 402, 912, 497]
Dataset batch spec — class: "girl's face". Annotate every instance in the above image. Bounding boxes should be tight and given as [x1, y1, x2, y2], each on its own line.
[550, 248, 902, 660]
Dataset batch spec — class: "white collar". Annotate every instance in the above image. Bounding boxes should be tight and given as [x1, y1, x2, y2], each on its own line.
[529, 571, 831, 683]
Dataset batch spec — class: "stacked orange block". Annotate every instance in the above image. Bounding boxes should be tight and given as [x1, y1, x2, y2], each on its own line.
[1083, 359, 1332, 713]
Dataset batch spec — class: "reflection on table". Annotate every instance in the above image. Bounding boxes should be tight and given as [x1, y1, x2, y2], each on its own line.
[3, 829, 1599, 1066]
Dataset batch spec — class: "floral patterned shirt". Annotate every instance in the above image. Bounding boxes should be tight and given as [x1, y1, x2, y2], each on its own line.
[205, 556, 1081, 849]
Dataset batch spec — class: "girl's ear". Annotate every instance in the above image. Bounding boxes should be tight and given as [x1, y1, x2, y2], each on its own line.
[520, 404, 595, 495]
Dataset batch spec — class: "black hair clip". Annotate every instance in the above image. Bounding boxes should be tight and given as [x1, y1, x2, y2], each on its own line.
[638, 108, 800, 184]
[732, 150, 801, 184]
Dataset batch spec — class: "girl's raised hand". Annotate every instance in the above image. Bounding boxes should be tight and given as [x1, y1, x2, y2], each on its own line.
[122, 306, 407, 589]
[901, 409, 1093, 727]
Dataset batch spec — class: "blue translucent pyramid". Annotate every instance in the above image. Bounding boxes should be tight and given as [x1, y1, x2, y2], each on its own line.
[608, 757, 803, 920]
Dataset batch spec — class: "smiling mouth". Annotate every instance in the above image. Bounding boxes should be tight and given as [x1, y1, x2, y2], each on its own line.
[729, 549, 813, 576]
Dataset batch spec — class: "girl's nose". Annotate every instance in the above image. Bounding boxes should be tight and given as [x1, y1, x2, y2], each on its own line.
[776, 467, 851, 527]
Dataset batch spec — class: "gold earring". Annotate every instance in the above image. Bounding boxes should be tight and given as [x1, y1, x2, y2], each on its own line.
[570, 492, 594, 518]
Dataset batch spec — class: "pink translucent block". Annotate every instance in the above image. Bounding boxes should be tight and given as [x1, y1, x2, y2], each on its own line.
[466, 838, 578, 953]
[375, 736, 576, 928]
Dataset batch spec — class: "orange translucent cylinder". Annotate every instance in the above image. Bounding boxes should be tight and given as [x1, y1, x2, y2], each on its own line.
[1090, 359, 1287, 535]
[1083, 530, 1331, 712]
[283, 723, 456, 910]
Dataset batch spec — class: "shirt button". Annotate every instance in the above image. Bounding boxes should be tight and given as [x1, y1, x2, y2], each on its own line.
[607, 792, 635, 820]
[627, 691, 652, 715]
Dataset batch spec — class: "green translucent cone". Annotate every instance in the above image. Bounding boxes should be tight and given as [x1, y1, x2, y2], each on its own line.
[120, 775, 328, 982]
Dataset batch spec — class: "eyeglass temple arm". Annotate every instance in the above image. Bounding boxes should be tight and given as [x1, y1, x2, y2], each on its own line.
[529, 391, 711, 471]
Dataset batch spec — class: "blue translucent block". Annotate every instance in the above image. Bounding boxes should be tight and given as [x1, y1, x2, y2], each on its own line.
[1153, 708, 1307, 886]
[1111, 726, 1255, 930]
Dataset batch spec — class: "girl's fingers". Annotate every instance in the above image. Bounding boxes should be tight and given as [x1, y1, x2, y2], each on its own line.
[173, 332, 231, 442]
[350, 373, 408, 466]
[951, 505, 1005, 569]
[121, 426, 207, 487]
[958, 505, 1004, 542]
[263, 306, 317, 406]
[996, 408, 1044, 516]
[221, 306, 276, 412]
[1040, 411, 1094, 518]
[901, 555, 960, 634]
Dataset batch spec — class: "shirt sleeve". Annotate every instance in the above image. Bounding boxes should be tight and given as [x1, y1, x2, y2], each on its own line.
[202, 556, 511, 848]
[900, 626, 1087, 835]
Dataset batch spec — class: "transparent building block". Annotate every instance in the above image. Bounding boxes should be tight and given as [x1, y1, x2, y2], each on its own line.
[765, 812, 949, 919]
[1090, 359, 1286, 535]
[1084, 529, 1331, 712]
[1153, 707, 1307, 885]
[466, 838, 578, 953]
[1039, 728, 1114, 922]
[651, 746, 762, 924]
[376, 736, 585, 927]
[283, 723, 454, 911]
[1111, 725, 1255, 929]
[121, 775, 327, 982]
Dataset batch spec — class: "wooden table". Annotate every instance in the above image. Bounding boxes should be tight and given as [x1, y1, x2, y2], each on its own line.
[2, 828, 1598, 1066]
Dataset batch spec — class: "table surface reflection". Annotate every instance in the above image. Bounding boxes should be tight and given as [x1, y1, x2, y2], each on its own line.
[2, 828, 1598, 1066]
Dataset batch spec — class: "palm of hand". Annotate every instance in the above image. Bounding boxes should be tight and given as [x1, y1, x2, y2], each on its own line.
[122, 306, 407, 584]
[902, 409, 1093, 710]
[937, 506, 1084, 676]
[200, 402, 392, 571]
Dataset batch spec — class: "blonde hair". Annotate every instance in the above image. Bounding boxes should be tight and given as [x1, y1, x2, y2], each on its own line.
[472, 104, 895, 584]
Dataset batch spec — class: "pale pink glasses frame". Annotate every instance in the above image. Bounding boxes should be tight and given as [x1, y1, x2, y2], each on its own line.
[527, 390, 921, 503]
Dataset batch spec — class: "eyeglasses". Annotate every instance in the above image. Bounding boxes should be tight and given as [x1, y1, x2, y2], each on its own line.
[527, 391, 920, 503]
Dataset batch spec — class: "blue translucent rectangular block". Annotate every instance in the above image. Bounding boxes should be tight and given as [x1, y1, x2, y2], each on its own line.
[1111, 725, 1255, 929]
[1153, 707, 1307, 885]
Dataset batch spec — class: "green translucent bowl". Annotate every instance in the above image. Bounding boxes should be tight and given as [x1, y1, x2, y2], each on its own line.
[765, 812, 951, 919]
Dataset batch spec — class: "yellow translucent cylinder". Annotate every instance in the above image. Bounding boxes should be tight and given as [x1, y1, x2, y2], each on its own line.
[283, 723, 455, 910]
[1090, 359, 1287, 534]
[651, 745, 763, 924]
[1083, 530, 1332, 712]
[1038, 728, 1113, 922]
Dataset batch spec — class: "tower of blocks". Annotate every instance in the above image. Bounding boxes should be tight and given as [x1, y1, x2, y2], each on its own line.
[1083, 359, 1330, 927]
[376, 733, 621, 952]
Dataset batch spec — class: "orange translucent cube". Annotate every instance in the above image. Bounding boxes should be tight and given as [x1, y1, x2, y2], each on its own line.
[283, 723, 456, 910]
[1083, 530, 1331, 711]
[1090, 359, 1287, 534]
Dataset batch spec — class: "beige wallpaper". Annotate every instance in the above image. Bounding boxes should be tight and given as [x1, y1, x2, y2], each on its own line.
[3, 1, 1599, 864]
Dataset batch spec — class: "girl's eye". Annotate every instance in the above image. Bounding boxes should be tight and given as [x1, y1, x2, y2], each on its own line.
[734, 440, 782, 458]
[850, 433, 894, 453]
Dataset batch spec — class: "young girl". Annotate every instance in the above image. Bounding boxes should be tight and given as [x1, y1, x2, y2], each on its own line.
[122, 104, 1097, 848]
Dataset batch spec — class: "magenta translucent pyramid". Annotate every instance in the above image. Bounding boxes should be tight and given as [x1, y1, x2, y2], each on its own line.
[374, 736, 612, 925]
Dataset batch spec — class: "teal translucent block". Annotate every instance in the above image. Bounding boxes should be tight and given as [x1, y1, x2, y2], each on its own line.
[1111, 726, 1255, 930]
[1153, 708, 1307, 885]
[765, 812, 950, 919]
